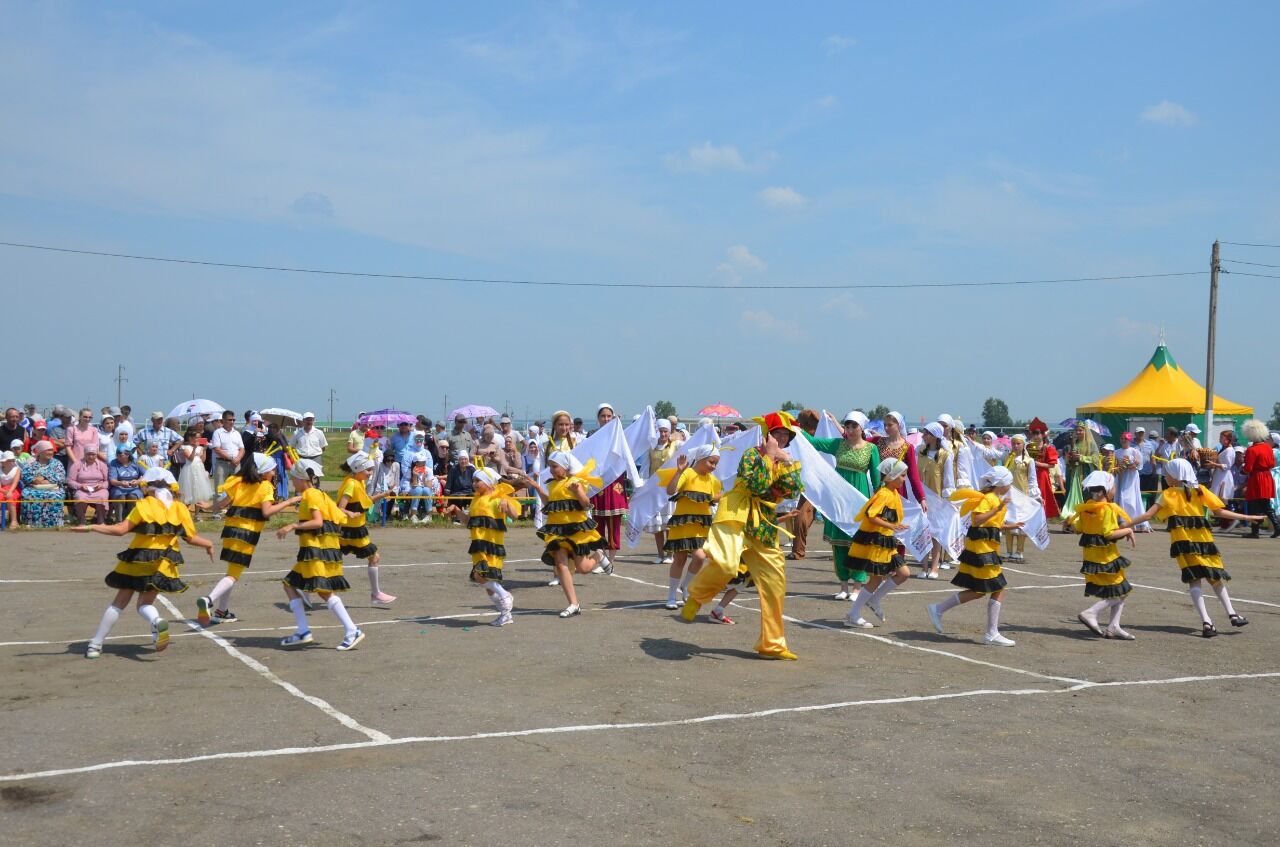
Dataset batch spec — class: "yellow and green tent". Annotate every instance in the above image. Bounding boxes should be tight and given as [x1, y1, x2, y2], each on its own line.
[1076, 344, 1252, 438]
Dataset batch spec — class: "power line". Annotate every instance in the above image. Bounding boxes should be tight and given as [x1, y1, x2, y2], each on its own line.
[1220, 240, 1280, 248]
[1222, 258, 1280, 269]
[0, 239, 1203, 292]
[1224, 270, 1280, 280]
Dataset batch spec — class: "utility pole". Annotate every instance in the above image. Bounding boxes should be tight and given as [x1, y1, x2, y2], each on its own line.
[1204, 241, 1219, 439]
[115, 364, 128, 407]
[328, 388, 339, 428]
[442, 395, 448, 424]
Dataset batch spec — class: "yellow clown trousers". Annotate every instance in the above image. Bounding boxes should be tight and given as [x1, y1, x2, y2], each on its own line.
[687, 522, 790, 657]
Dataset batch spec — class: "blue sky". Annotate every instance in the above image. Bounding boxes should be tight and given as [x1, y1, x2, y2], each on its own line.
[2, 1, 1277, 425]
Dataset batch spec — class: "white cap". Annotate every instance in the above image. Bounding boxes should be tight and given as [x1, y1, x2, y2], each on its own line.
[1135, 426, 1146, 434]
[1102, 443, 1115, 451]
[0, 451, 13, 462]
[1184, 423, 1201, 434]
[9, 439, 22, 449]
[302, 411, 316, 419]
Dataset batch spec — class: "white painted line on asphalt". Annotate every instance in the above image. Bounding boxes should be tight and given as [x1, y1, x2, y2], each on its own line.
[0, 578, 84, 583]
[608, 571, 1089, 685]
[156, 595, 390, 743]
[180, 557, 541, 579]
[3, 670, 1277, 784]
[1001, 566, 1280, 609]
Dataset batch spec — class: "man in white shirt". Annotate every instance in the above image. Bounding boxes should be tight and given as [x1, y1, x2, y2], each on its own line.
[1134, 427, 1158, 505]
[499, 416, 523, 451]
[291, 412, 328, 462]
[210, 410, 245, 489]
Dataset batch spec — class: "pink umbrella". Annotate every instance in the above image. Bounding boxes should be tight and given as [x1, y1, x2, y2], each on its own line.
[906, 431, 922, 448]
[995, 435, 1013, 449]
[697, 403, 740, 418]
[357, 408, 415, 427]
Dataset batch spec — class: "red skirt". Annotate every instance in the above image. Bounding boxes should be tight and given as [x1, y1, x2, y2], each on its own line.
[590, 476, 629, 517]
[1036, 468, 1060, 518]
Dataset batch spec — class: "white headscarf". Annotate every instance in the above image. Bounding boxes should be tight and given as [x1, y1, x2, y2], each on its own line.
[473, 467, 502, 489]
[142, 467, 177, 505]
[346, 452, 376, 473]
[1166, 457, 1198, 490]
[1082, 470, 1114, 491]
[980, 466, 1013, 488]
[878, 457, 908, 480]
[252, 453, 277, 476]
[885, 411, 905, 433]
[687, 444, 720, 464]
[843, 410, 869, 429]
[924, 422, 945, 440]
[937, 413, 955, 429]
[547, 451, 575, 470]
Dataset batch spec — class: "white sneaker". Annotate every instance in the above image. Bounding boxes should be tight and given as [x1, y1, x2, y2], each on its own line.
[653, 555, 665, 565]
[547, 577, 561, 586]
[941, 562, 954, 570]
[1077, 611, 1103, 636]
[984, 633, 1016, 647]
[844, 614, 874, 629]
[491, 612, 514, 627]
[591, 564, 606, 574]
[662, 556, 674, 565]
[558, 604, 581, 618]
[927, 603, 945, 634]
[664, 597, 680, 610]
[410, 515, 421, 524]
[833, 590, 850, 601]
[926, 572, 939, 580]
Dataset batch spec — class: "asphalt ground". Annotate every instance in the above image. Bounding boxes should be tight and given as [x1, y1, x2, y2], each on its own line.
[1, 523, 1278, 846]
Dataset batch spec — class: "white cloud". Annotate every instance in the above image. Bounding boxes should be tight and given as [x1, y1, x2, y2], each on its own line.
[1113, 317, 1160, 339]
[824, 35, 856, 51]
[816, 94, 838, 109]
[741, 309, 807, 343]
[822, 293, 866, 321]
[1140, 100, 1197, 127]
[759, 186, 807, 209]
[664, 142, 777, 174]
[715, 244, 766, 284]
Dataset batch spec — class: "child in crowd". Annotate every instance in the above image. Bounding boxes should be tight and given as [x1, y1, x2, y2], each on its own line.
[663, 445, 722, 609]
[846, 458, 913, 628]
[926, 466, 1024, 646]
[535, 451, 607, 618]
[1128, 458, 1262, 637]
[337, 452, 394, 605]
[467, 467, 526, 626]
[275, 461, 364, 651]
[76, 468, 215, 658]
[1065, 470, 1138, 640]
[197, 454, 298, 625]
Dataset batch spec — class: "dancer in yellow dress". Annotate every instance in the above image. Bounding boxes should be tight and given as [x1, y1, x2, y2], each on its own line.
[681, 412, 804, 660]
[662, 444, 723, 609]
[1064, 470, 1138, 640]
[274, 461, 366, 651]
[845, 458, 912, 629]
[1129, 458, 1262, 636]
[535, 451, 607, 618]
[468, 466, 526, 627]
[925, 466, 1024, 646]
[337, 452, 395, 605]
[197, 454, 298, 626]
[75, 468, 215, 659]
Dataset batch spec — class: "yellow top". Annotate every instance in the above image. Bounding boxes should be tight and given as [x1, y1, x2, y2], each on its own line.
[338, 477, 372, 527]
[671, 468, 722, 519]
[854, 486, 902, 539]
[296, 487, 346, 557]
[543, 477, 592, 528]
[116, 497, 196, 578]
[1156, 485, 1226, 570]
[469, 483, 516, 547]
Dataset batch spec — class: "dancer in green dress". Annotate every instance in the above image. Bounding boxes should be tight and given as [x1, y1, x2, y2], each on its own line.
[803, 410, 881, 598]
[1061, 421, 1101, 525]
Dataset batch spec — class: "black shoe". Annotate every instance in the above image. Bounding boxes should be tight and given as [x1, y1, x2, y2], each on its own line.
[1202, 622, 1218, 638]
[1229, 614, 1249, 628]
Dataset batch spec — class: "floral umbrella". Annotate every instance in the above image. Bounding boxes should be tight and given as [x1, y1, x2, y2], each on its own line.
[697, 403, 740, 418]
[357, 409, 416, 427]
[167, 398, 225, 422]
[257, 407, 302, 426]
[448, 404, 499, 421]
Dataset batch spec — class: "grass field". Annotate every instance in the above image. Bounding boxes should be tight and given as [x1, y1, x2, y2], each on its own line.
[1, 522, 1277, 846]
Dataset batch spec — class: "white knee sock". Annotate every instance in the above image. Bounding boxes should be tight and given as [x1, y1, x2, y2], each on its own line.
[91, 605, 121, 646]
[678, 569, 694, 592]
[870, 578, 898, 603]
[1084, 599, 1108, 617]
[288, 598, 309, 632]
[667, 577, 680, 599]
[848, 587, 872, 620]
[137, 604, 160, 626]
[208, 576, 237, 608]
[1107, 599, 1125, 628]
[1189, 586, 1211, 624]
[1210, 582, 1237, 617]
[985, 599, 1003, 638]
[326, 594, 357, 637]
[367, 565, 382, 596]
[937, 592, 964, 614]
[484, 585, 508, 610]
[487, 582, 511, 602]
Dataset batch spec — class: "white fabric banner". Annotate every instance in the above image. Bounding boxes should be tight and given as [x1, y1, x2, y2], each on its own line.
[711, 425, 760, 485]
[624, 425, 719, 548]
[923, 486, 965, 557]
[1007, 485, 1051, 550]
[787, 429, 867, 537]
[811, 410, 840, 467]
[625, 407, 659, 479]
[538, 417, 641, 490]
[896, 494, 933, 562]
